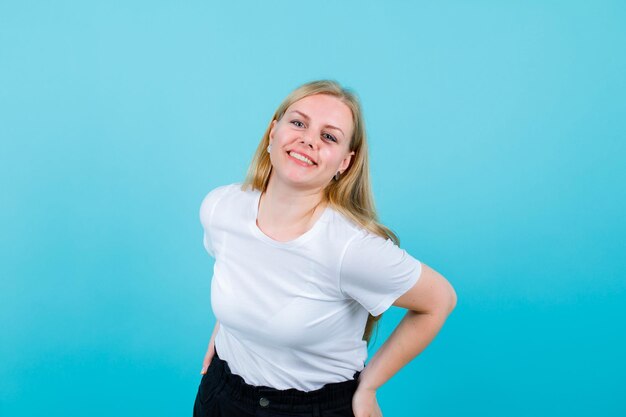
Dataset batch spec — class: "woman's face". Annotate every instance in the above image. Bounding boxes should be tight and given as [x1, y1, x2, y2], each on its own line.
[268, 94, 355, 190]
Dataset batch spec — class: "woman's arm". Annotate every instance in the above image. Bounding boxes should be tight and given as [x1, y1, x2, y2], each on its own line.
[200, 320, 220, 374]
[352, 263, 456, 416]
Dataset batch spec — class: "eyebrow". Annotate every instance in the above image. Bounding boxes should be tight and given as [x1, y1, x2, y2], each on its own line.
[288, 110, 345, 138]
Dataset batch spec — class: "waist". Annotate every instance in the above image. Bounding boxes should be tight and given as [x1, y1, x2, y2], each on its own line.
[210, 346, 361, 411]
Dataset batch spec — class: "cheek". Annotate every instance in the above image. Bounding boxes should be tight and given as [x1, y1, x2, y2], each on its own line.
[319, 149, 344, 167]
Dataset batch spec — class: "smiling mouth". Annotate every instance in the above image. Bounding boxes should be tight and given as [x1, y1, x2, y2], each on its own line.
[287, 151, 317, 166]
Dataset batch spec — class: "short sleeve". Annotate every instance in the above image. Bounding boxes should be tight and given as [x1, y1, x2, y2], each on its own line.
[199, 184, 232, 258]
[339, 230, 423, 317]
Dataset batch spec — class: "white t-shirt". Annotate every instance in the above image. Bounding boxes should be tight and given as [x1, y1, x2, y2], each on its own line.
[199, 183, 422, 391]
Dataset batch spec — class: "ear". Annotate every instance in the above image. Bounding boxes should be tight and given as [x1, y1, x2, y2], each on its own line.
[269, 120, 277, 143]
[339, 150, 355, 174]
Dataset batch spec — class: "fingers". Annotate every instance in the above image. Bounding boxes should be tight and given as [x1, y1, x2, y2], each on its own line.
[201, 363, 209, 374]
[201, 354, 215, 374]
[200, 340, 217, 375]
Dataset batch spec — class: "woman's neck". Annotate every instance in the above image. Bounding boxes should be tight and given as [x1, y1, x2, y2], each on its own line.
[257, 177, 327, 237]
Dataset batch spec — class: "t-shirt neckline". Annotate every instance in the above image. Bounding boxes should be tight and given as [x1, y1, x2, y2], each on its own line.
[248, 188, 331, 247]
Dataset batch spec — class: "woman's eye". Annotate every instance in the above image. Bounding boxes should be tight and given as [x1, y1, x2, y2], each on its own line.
[323, 133, 337, 142]
[291, 120, 304, 127]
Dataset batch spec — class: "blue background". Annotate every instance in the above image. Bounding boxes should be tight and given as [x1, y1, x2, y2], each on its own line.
[1, 1, 625, 416]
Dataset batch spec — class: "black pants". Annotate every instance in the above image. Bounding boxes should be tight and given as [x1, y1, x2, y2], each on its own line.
[193, 348, 361, 417]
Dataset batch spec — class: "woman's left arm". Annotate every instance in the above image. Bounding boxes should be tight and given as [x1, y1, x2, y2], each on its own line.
[352, 263, 457, 416]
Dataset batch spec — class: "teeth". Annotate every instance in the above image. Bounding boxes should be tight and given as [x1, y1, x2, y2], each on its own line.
[289, 151, 314, 165]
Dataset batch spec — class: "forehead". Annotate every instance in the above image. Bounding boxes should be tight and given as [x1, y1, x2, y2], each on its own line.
[286, 94, 353, 129]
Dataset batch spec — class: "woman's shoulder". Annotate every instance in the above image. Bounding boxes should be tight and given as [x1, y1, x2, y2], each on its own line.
[199, 182, 249, 223]
[326, 207, 407, 264]
[326, 206, 382, 243]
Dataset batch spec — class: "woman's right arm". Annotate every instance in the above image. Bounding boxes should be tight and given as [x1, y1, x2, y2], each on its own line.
[200, 320, 220, 374]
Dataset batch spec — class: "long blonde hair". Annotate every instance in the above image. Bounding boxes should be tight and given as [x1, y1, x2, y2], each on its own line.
[242, 79, 400, 346]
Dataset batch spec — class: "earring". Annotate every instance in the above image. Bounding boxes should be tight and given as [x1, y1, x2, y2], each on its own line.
[267, 143, 272, 153]
[334, 171, 340, 181]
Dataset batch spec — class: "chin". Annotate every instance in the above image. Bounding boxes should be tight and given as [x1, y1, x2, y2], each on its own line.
[275, 173, 323, 189]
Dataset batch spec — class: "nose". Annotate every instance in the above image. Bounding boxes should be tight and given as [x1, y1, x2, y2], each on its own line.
[300, 132, 317, 149]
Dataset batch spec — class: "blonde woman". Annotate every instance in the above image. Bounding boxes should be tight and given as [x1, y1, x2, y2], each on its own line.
[194, 80, 457, 417]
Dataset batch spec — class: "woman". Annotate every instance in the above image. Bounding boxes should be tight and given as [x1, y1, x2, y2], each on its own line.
[194, 80, 457, 417]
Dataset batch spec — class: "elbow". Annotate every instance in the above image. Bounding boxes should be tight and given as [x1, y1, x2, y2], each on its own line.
[426, 288, 457, 317]
[447, 287, 458, 313]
